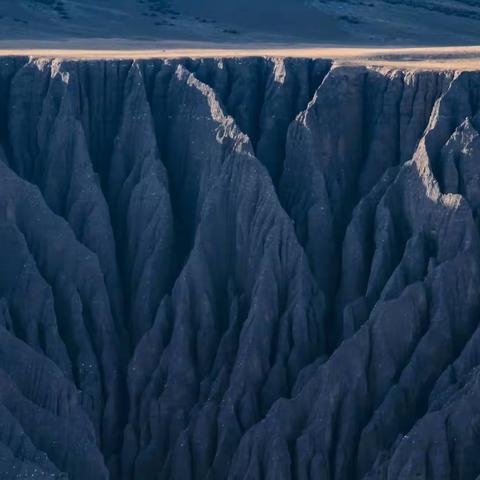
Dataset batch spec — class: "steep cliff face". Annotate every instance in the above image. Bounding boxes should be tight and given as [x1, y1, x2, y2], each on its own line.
[0, 56, 480, 480]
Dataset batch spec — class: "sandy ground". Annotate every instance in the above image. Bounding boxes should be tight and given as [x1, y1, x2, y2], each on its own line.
[1, 45, 480, 71]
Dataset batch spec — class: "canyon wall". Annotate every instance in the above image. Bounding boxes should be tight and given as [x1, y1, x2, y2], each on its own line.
[0, 56, 480, 479]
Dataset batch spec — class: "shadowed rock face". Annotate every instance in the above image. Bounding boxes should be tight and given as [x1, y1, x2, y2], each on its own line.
[0, 56, 480, 479]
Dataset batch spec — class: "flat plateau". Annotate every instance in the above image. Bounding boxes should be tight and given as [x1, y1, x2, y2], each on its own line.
[1, 45, 480, 71]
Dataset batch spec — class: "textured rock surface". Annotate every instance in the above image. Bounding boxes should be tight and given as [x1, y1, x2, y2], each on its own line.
[1, 56, 480, 479]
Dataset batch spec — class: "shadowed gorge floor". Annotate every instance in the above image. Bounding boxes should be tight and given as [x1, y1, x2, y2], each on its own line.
[1, 56, 480, 479]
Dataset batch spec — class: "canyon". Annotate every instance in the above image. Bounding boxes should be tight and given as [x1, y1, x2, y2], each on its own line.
[0, 55, 480, 479]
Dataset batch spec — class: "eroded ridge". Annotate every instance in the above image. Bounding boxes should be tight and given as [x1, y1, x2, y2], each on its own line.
[0, 56, 480, 479]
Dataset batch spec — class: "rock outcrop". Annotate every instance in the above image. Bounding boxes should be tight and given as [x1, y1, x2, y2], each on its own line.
[0, 56, 480, 479]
